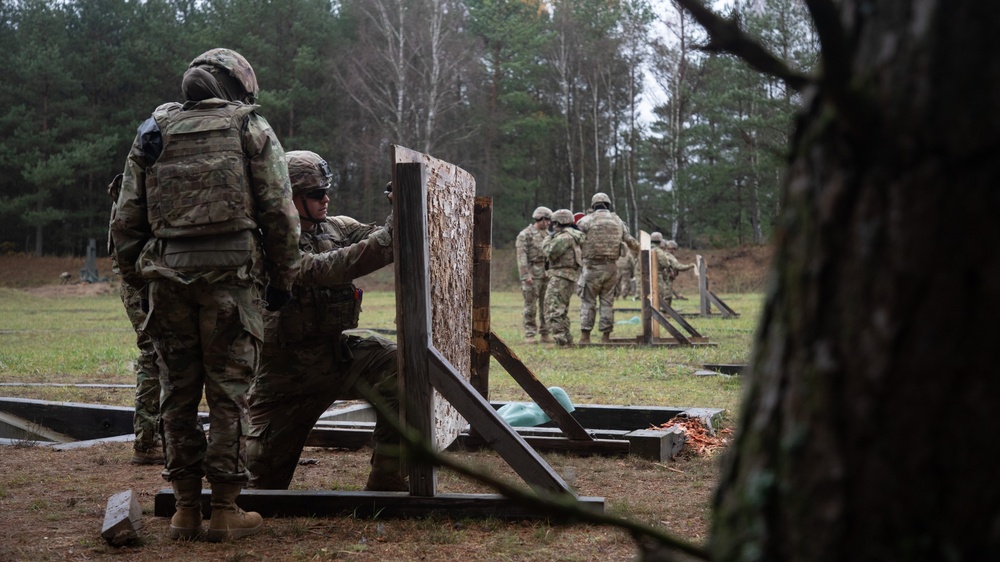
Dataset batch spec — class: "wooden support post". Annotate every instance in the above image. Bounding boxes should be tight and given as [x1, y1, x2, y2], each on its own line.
[639, 248, 653, 345]
[470, 197, 492, 398]
[625, 427, 687, 461]
[426, 348, 572, 494]
[650, 308, 692, 346]
[698, 255, 710, 317]
[393, 160, 437, 497]
[662, 305, 704, 339]
[488, 332, 593, 442]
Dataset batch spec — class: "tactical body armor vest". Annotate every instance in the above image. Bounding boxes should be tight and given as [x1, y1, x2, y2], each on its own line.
[546, 229, 582, 281]
[272, 218, 363, 344]
[147, 102, 258, 239]
[580, 211, 623, 261]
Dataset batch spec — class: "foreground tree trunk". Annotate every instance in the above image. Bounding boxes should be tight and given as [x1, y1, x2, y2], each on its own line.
[711, 3, 1000, 561]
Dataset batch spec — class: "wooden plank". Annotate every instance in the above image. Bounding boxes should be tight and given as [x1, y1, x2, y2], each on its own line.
[470, 197, 493, 398]
[697, 255, 710, 316]
[639, 248, 653, 345]
[0, 411, 75, 443]
[154, 489, 605, 519]
[427, 347, 572, 494]
[662, 304, 704, 338]
[708, 290, 740, 318]
[703, 363, 745, 375]
[101, 490, 142, 546]
[392, 159, 437, 497]
[626, 428, 687, 461]
[650, 308, 692, 346]
[488, 332, 593, 441]
[0, 397, 134, 440]
[393, 145, 475, 450]
[456, 433, 629, 456]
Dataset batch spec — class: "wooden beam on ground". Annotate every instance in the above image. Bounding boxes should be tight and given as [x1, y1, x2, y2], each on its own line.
[427, 347, 572, 495]
[488, 332, 593, 442]
[154, 489, 605, 520]
[0, 397, 134, 441]
[101, 490, 142, 546]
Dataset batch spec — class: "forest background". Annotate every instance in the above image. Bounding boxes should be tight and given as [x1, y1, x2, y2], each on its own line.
[0, 0, 816, 257]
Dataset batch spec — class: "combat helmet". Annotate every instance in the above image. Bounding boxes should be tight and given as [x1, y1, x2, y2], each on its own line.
[551, 209, 575, 226]
[650, 232, 663, 243]
[665, 240, 679, 249]
[189, 48, 260, 103]
[286, 150, 333, 197]
[532, 206, 553, 221]
[591, 192, 611, 207]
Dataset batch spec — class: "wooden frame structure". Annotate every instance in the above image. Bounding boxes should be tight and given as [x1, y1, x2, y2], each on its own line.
[582, 233, 715, 347]
[695, 255, 739, 318]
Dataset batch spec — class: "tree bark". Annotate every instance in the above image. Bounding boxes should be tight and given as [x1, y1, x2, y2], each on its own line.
[711, 2, 1000, 561]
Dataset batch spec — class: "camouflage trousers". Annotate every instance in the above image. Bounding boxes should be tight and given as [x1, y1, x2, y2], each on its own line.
[246, 334, 399, 490]
[520, 275, 549, 338]
[657, 274, 675, 311]
[618, 272, 635, 299]
[579, 262, 619, 333]
[146, 279, 261, 484]
[119, 281, 162, 454]
[544, 275, 576, 345]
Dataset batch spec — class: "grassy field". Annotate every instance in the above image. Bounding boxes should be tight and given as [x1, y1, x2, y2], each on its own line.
[0, 283, 761, 561]
[0, 285, 758, 419]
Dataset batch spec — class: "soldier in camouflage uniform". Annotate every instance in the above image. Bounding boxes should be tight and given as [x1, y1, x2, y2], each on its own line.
[575, 193, 640, 343]
[245, 150, 403, 492]
[652, 234, 695, 311]
[110, 48, 300, 542]
[542, 209, 582, 346]
[615, 242, 637, 300]
[107, 174, 163, 466]
[515, 206, 552, 343]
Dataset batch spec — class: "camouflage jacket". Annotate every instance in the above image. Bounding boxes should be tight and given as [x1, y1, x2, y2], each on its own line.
[515, 224, 548, 281]
[576, 210, 639, 264]
[110, 99, 300, 290]
[654, 246, 693, 280]
[265, 215, 393, 345]
[542, 228, 582, 282]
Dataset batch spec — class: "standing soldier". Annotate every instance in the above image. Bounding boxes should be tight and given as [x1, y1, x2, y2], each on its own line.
[615, 242, 637, 300]
[543, 209, 583, 347]
[246, 150, 404, 492]
[110, 48, 300, 542]
[575, 193, 640, 344]
[652, 234, 695, 311]
[515, 206, 552, 343]
[107, 174, 163, 467]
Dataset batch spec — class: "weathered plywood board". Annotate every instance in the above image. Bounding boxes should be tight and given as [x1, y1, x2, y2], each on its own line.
[394, 145, 475, 450]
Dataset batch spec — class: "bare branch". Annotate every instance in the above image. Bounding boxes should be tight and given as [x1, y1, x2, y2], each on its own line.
[673, 0, 811, 92]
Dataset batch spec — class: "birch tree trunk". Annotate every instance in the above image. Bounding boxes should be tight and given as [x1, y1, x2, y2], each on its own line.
[711, 2, 1000, 560]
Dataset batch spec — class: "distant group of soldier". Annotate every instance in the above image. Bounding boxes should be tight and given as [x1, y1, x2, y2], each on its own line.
[515, 195, 695, 347]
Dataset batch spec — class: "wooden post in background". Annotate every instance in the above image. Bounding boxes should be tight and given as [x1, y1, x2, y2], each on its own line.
[639, 231, 652, 344]
[697, 255, 710, 317]
[470, 197, 492, 398]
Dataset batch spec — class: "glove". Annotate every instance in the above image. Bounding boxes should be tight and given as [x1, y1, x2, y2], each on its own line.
[264, 285, 294, 312]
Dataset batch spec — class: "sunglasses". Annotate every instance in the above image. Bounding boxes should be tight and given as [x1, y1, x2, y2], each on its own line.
[304, 189, 329, 201]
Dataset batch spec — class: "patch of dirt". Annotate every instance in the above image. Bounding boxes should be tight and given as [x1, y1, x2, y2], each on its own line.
[22, 281, 118, 298]
[0, 441, 720, 561]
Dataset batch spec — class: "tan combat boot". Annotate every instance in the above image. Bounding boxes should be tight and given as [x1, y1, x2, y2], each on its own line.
[364, 450, 409, 492]
[601, 331, 611, 344]
[540, 333, 552, 343]
[579, 330, 591, 344]
[206, 482, 263, 542]
[169, 478, 203, 540]
[524, 335, 536, 344]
